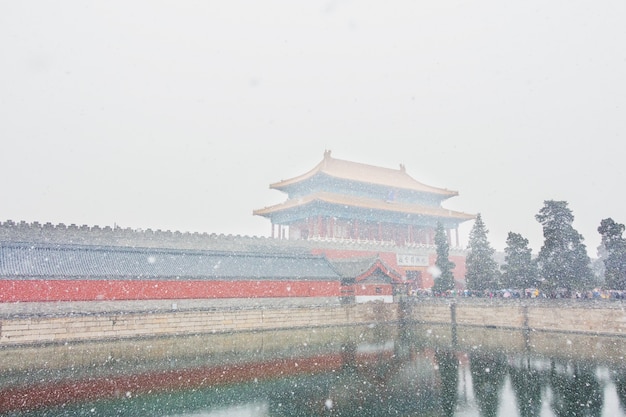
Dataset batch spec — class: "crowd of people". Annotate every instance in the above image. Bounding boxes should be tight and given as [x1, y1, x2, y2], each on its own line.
[410, 288, 626, 300]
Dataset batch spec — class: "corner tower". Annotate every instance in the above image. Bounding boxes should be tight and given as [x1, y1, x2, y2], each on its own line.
[253, 150, 474, 247]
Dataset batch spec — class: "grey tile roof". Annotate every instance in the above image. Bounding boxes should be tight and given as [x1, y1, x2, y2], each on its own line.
[0, 242, 341, 281]
[327, 256, 380, 278]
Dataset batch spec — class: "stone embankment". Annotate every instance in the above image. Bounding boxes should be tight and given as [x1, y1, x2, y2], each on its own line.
[407, 297, 626, 336]
[1, 297, 624, 346]
[0, 298, 396, 346]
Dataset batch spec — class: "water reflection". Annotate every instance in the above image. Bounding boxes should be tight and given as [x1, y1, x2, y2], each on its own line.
[1, 325, 626, 416]
[508, 356, 543, 417]
[435, 349, 458, 417]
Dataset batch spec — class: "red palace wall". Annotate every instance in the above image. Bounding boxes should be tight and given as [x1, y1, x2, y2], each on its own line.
[0, 280, 341, 303]
[450, 254, 467, 280]
[426, 254, 468, 289]
[353, 283, 393, 296]
[0, 250, 467, 303]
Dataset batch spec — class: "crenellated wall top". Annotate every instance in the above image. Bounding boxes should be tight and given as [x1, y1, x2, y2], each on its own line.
[0, 219, 466, 255]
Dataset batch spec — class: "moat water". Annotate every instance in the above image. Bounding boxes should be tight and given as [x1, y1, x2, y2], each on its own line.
[1, 324, 625, 416]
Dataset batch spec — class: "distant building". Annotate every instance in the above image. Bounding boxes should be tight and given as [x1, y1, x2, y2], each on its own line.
[0, 241, 406, 304]
[0, 151, 475, 291]
[254, 150, 475, 288]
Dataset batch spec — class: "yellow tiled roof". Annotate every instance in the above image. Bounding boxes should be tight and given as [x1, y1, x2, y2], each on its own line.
[253, 191, 474, 221]
[270, 152, 458, 197]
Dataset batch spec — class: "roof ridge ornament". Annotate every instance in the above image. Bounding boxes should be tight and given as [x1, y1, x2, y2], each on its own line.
[399, 163, 405, 173]
[324, 149, 332, 159]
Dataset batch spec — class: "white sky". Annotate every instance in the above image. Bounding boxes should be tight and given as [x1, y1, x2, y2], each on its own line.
[1, 1, 625, 256]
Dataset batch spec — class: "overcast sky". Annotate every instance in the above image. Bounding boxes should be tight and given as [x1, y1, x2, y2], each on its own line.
[1, 1, 625, 256]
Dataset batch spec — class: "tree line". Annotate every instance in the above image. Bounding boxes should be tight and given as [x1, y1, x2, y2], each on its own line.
[432, 199, 626, 295]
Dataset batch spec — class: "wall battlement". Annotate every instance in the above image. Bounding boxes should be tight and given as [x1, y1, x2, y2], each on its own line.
[0, 219, 303, 252]
[0, 219, 466, 255]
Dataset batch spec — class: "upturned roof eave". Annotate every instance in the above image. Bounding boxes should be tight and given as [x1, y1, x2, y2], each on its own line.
[330, 257, 406, 283]
[355, 260, 405, 284]
[269, 159, 325, 191]
[269, 153, 458, 197]
[272, 174, 459, 199]
[253, 192, 475, 222]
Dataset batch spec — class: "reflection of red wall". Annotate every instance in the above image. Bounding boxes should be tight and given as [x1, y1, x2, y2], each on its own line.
[0, 280, 341, 303]
[0, 354, 345, 414]
[0, 348, 401, 414]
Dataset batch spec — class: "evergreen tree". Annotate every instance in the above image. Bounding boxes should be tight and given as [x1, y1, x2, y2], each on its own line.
[501, 232, 539, 290]
[432, 222, 456, 293]
[598, 218, 626, 290]
[536, 200, 593, 293]
[465, 214, 500, 291]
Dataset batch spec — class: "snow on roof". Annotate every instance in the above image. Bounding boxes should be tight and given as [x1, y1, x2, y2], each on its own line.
[328, 256, 405, 283]
[270, 151, 457, 197]
[0, 242, 340, 281]
[254, 191, 474, 221]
